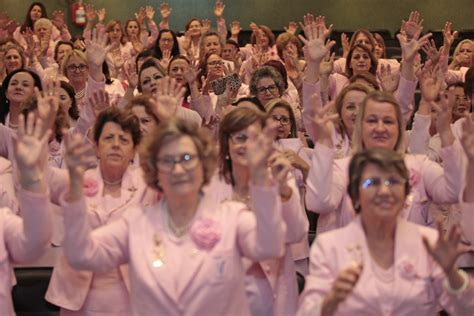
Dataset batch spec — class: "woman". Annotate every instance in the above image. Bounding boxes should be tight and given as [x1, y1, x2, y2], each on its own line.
[2, 43, 26, 79]
[305, 91, 464, 234]
[206, 106, 307, 316]
[334, 29, 400, 75]
[266, 98, 311, 275]
[0, 69, 42, 127]
[104, 20, 133, 80]
[137, 60, 202, 127]
[153, 29, 180, 68]
[31, 40, 73, 81]
[178, 18, 203, 60]
[449, 39, 473, 71]
[60, 118, 286, 315]
[125, 95, 159, 137]
[62, 48, 124, 111]
[250, 66, 286, 107]
[0, 113, 52, 316]
[373, 33, 387, 59]
[460, 117, 474, 256]
[45, 107, 157, 315]
[297, 148, 474, 315]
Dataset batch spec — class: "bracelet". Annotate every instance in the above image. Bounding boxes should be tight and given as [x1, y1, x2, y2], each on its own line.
[443, 269, 469, 294]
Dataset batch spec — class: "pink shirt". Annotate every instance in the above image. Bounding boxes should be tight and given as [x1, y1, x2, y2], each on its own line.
[61, 184, 285, 316]
[297, 217, 474, 316]
[306, 143, 464, 233]
[0, 189, 51, 316]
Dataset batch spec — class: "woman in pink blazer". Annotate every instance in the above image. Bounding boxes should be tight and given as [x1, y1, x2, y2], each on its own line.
[298, 148, 474, 316]
[61, 118, 286, 316]
[45, 107, 157, 315]
[212, 106, 307, 316]
[0, 113, 52, 316]
[298, 16, 463, 233]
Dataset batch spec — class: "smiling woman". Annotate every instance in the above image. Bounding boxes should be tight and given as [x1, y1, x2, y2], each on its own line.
[298, 148, 474, 316]
[305, 90, 465, 234]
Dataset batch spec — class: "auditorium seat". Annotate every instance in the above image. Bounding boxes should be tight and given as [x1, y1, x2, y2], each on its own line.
[12, 267, 59, 316]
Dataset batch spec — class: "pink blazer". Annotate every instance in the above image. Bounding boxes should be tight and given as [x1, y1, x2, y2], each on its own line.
[0, 190, 51, 316]
[61, 184, 285, 316]
[45, 166, 157, 310]
[204, 174, 307, 316]
[306, 144, 464, 233]
[297, 217, 474, 316]
[461, 203, 474, 251]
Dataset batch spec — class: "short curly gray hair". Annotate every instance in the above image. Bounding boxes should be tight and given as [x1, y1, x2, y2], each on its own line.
[249, 66, 285, 97]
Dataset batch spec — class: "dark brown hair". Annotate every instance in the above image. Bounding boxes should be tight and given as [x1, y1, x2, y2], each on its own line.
[348, 148, 410, 213]
[345, 44, 378, 78]
[218, 107, 267, 185]
[93, 107, 141, 147]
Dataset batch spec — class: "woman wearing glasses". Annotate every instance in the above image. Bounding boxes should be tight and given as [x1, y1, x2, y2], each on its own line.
[60, 117, 286, 315]
[266, 98, 311, 276]
[204, 106, 307, 316]
[297, 148, 474, 316]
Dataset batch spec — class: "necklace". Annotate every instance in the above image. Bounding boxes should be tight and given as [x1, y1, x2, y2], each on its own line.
[75, 87, 86, 99]
[103, 178, 122, 186]
[232, 187, 251, 205]
[166, 203, 193, 238]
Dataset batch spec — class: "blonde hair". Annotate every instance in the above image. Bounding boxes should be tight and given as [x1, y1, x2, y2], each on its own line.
[33, 18, 52, 32]
[351, 91, 406, 156]
[61, 49, 87, 77]
[453, 39, 473, 57]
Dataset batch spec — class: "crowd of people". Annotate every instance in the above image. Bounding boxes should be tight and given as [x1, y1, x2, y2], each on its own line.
[0, 1, 473, 315]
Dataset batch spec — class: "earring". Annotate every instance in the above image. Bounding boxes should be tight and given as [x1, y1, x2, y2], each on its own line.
[225, 155, 230, 160]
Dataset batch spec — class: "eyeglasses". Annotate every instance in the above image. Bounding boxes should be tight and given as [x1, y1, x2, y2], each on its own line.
[157, 153, 200, 173]
[256, 85, 278, 95]
[360, 177, 406, 190]
[67, 64, 88, 73]
[229, 133, 248, 144]
[271, 115, 291, 126]
[160, 38, 173, 43]
[207, 60, 224, 66]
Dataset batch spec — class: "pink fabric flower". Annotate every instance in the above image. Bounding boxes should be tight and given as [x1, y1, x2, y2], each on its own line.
[83, 177, 99, 197]
[190, 218, 221, 250]
[409, 168, 421, 187]
[398, 258, 417, 279]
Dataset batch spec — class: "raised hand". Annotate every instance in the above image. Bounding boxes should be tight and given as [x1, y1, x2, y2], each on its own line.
[88, 89, 111, 117]
[284, 21, 298, 35]
[135, 7, 146, 26]
[309, 93, 338, 147]
[159, 49, 172, 69]
[13, 113, 51, 170]
[159, 3, 172, 21]
[432, 91, 455, 147]
[34, 80, 60, 130]
[418, 61, 443, 102]
[85, 4, 96, 23]
[423, 222, 468, 274]
[397, 31, 432, 63]
[442, 21, 458, 52]
[421, 39, 441, 63]
[64, 132, 97, 201]
[201, 19, 211, 34]
[400, 10, 424, 40]
[51, 10, 66, 30]
[86, 27, 114, 80]
[214, 0, 225, 19]
[230, 20, 241, 37]
[246, 120, 278, 182]
[341, 32, 350, 58]
[299, 14, 335, 63]
[145, 6, 155, 21]
[150, 76, 186, 121]
[268, 152, 293, 199]
[377, 64, 399, 94]
[320, 52, 335, 77]
[461, 114, 474, 161]
[183, 64, 201, 85]
[96, 8, 107, 24]
[322, 263, 363, 314]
